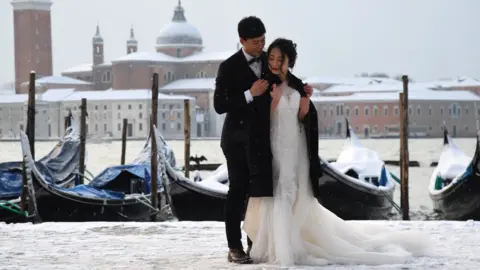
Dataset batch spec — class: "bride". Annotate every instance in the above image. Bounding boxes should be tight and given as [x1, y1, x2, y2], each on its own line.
[243, 38, 432, 266]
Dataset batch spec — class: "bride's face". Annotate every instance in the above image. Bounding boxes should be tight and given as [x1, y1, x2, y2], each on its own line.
[268, 48, 289, 77]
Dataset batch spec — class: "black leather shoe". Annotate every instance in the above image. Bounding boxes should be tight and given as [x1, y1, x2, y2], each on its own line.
[246, 245, 252, 257]
[227, 248, 253, 264]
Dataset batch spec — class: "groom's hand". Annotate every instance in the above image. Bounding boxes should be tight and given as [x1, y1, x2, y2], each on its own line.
[250, 79, 269, 97]
[304, 84, 313, 98]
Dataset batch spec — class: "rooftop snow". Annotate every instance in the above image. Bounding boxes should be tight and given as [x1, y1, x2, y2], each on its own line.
[311, 89, 480, 103]
[304, 75, 400, 85]
[112, 50, 235, 63]
[112, 52, 178, 63]
[61, 89, 194, 102]
[20, 76, 92, 86]
[61, 64, 93, 74]
[429, 76, 480, 88]
[160, 78, 215, 91]
[39, 88, 76, 101]
[179, 51, 235, 62]
[322, 82, 431, 94]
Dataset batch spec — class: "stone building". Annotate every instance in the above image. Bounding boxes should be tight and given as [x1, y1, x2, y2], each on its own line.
[312, 88, 480, 138]
[60, 0, 233, 94]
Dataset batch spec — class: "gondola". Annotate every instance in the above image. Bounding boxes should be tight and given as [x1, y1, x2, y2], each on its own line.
[428, 128, 480, 220]
[18, 127, 167, 222]
[321, 119, 398, 220]
[0, 116, 80, 222]
[165, 120, 398, 221]
[146, 128, 229, 221]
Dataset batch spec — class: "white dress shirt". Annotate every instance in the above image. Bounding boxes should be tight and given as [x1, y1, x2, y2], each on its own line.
[242, 48, 262, 104]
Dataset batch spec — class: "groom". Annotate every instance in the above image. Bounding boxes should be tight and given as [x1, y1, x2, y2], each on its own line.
[214, 16, 313, 264]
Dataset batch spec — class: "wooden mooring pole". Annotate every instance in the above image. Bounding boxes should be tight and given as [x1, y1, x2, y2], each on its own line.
[400, 75, 410, 220]
[150, 73, 159, 221]
[21, 71, 36, 212]
[121, 118, 128, 165]
[78, 98, 87, 185]
[184, 99, 191, 178]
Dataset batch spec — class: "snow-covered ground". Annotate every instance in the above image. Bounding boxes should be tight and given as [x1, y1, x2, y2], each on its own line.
[0, 220, 479, 269]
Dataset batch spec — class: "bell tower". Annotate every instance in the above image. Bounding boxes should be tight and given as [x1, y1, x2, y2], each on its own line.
[126, 26, 138, 54]
[92, 23, 104, 66]
[11, 0, 53, 94]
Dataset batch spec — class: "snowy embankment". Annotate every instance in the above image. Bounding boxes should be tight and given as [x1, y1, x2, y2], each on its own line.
[0, 221, 479, 269]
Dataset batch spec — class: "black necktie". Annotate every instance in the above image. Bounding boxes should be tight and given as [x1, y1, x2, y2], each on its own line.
[248, 57, 260, 65]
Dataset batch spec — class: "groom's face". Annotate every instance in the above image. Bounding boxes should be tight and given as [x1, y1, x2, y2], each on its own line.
[241, 35, 265, 57]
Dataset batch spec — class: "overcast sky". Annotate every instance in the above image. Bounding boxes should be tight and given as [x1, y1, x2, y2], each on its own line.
[1, 0, 479, 86]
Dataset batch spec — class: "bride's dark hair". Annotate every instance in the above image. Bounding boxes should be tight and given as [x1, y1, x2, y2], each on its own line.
[266, 38, 298, 69]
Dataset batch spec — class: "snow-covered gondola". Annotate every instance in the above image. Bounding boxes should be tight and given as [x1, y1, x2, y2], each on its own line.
[17, 127, 167, 222]
[0, 116, 80, 222]
[429, 128, 480, 220]
[321, 119, 398, 220]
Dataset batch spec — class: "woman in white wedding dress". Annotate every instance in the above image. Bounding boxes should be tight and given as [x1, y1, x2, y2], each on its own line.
[243, 38, 433, 267]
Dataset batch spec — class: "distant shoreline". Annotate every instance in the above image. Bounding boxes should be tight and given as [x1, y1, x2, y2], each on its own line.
[0, 135, 476, 142]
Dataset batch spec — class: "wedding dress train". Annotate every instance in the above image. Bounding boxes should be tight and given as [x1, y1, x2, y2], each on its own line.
[243, 82, 432, 266]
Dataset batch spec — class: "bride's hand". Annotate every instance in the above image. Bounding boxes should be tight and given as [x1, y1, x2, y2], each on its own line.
[270, 84, 282, 101]
[298, 97, 310, 120]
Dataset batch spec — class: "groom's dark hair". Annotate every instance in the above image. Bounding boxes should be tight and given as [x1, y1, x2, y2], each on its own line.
[238, 16, 266, 40]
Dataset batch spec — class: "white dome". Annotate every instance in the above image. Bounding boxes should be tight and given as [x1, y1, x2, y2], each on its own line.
[156, 21, 202, 47]
[155, 1, 203, 48]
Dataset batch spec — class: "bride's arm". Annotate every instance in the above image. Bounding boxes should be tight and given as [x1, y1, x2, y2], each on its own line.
[298, 97, 309, 121]
[271, 97, 280, 115]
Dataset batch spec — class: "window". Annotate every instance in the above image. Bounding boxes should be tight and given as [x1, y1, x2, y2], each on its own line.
[177, 123, 182, 130]
[139, 104, 142, 109]
[355, 106, 359, 116]
[128, 104, 132, 110]
[104, 123, 107, 131]
[165, 71, 175, 83]
[364, 106, 369, 116]
[104, 105, 107, 110]
[196, 71, 207, 78]
[373, 106, 378, 116]
[330, 108, 333, 116]
[95, 105, 98, 110]
[118, 104, 121, 110]
[139, 112, 143, 119]
[117, 123, 121, 131]
[417, 106, 421, 115]
[176, 48, 181, 57]
[102, 71, 111, 82]
[323, 109, 327, 117]
[440, 107, 444, 115]
[408, 107, 412, 116]
[465, 106, 469, 115]
[394, 106, 398, 116]
[429, 106, 432, 115]
[384, 106, 388, 116]
[139, 123, 143, 131]
[345, 106, 350, 117]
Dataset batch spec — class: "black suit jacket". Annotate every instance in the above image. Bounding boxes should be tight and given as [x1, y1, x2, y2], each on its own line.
[213, 49, 268, 149]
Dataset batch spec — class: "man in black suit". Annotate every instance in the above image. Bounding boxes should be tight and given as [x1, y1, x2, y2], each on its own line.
[213, 16, 269, 264]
